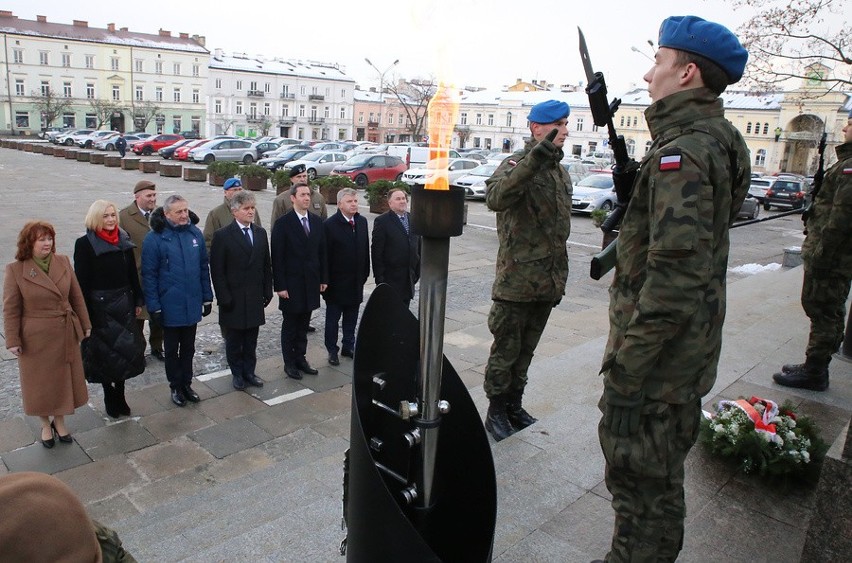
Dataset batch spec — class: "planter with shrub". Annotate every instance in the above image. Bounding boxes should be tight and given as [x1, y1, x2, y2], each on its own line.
[365, 180, 409, 214]
[207, 161, 241, 187]
[239, 164, 272, 191]
[315, 175, 357, 205]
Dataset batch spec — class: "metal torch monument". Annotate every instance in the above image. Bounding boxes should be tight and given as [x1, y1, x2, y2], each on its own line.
[342, 84, 497, 562]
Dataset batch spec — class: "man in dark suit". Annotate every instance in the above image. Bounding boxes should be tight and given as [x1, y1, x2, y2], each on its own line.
[210, 191, 273, 390]
[323, 188, 370, 365]
[271, 184, 328, 379]
[371, 188, 420, 307]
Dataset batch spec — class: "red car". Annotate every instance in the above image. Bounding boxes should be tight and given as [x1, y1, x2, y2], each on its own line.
[174, 139, 210, 161]
[330, 154, 407, 187]
[132, 134, 184, 156]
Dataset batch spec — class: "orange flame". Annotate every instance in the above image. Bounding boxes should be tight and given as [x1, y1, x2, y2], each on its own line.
[425, 83, 460, 190]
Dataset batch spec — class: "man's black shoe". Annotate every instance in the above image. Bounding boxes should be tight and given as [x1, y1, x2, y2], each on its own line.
[328, 352, 340, 366]
[285, 365, 303, 380]
[307, 325, 317, 333]
[183, 385, 201, 403]
[296, 360, 318, 375]
[151, 349, 165, 361]
[341, 349, 354, 358]
[171, 388, 187, 407]
[772, 369, 829, 391]
[232, 375, 246, 390]
[244, 374, 264, 387]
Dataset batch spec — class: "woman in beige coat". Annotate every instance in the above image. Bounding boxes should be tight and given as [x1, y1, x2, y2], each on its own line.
[3, 221, 92, 447]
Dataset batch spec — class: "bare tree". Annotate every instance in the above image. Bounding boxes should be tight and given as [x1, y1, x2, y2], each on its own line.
[212, 117, 238, 135]
[87, 98, 126, 129]
[455, 125, 471, 148]
[386, 77, 437, 141]
[30, 88, 73, 128]
[133, 101, 160, 132]
[259, 117, 273, 137]
[734, 0, 851, 94]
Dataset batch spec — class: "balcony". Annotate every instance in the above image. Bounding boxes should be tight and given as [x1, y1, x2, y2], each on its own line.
[246, 115, 263, 123]
[308, 94, 325, 101]
[367, 121, 380, 128]
[280, 93, 295, 99]
[455, 124, 470, 132]
[247, 90, 265, 98]
[278, 116, 296, 125]
[308, 117, 325, 125]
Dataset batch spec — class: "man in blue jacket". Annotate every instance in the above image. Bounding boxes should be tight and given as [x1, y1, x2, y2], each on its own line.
[142, 195, 214, 406]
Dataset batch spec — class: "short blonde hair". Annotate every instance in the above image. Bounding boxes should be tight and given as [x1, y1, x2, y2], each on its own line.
[84, 200, 119, 231]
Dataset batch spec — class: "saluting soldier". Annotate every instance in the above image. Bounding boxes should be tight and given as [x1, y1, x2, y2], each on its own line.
[482, 100, 573, 441]
[595, 16, 750, 562]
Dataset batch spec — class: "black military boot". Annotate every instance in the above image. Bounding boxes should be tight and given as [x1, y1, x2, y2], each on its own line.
[484, 395, 514, 442]
[506, 389, 538, 430]
[773, 357, 829, 391]
[780, 362, 806, 374]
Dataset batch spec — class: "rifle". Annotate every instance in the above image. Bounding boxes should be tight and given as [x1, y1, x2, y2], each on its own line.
[801, 131, 827, 229]
[579, 27, 640, 280]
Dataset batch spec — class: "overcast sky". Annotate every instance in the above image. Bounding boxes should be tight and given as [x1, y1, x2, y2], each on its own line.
[6, 0, 764, 93]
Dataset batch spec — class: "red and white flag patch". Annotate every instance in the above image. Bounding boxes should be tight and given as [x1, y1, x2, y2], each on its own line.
[843, 167, 852, 175]
[659, 154, 682, 171]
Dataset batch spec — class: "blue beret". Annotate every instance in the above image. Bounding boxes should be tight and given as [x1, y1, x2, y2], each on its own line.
[223, 177, 242, 190]
[528, 100, 570, 124]
[658, 16, 748, 84]
[289, 163, 307, 175]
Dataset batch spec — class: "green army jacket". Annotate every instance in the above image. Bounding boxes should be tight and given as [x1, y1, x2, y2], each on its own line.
[802, 141, 852, 278]
[203, 198, 263, 252]
[601, 87, 751, 403]
[485, 138, 572, 303]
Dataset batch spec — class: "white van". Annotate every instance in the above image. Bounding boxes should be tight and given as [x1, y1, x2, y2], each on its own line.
[387, 144, 461, 168]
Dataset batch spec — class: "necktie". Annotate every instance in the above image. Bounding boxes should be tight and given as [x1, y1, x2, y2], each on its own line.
[243, 227, 252, 245]
[400, 214, 409, 234]
[144, 211, 150, 221]
[302, 216, 310, 235]
[349, 218, 355, 231]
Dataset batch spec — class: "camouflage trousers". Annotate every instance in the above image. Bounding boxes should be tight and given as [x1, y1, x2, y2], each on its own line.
[801, 270, 851, 364]
[598, 399, 701, 563]
[483, 300, 553, 398]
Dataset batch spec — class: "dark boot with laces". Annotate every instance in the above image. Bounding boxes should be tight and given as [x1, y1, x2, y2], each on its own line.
[506, 389, 538, 430]
[780, 362, 806, 374]
[484, 395, 515, 442]
[773, 357, 829, 391]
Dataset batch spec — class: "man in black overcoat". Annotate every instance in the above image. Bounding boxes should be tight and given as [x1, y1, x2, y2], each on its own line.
[210, 191, 273, 390]
[271, 184, 328, 379]
[323, 188, 370, 365]
[371, 188, 420, 307]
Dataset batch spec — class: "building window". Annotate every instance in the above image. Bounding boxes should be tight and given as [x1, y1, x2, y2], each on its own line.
[236, 80, 242, 91]
[387, 112, 393, 124]
[265, 82, 271, 93]
[626, 138, 636, 157]
[111, 57, 120, 71]
[85, 113, 97, 128]
[763, 123, 770, 135]
[358, 112, 364, 124]
[112, 85, 120, 101]
[250, 81, 258, 92]
[460, 112, 468, 125]
[235, 101, 242, 115]
[63, 82, 72, 97]
[341, 88, 346, 97]
[85, 55, 94, 69]
[755, 149, 767, 167]
[746, 122, 752, 134]
[488, 114, 494, 126]
[173, 88, 181, 103]
[473, 137, 481, 148]
[214, 100, 222, 114]
[41, 81, 50, 96]
[249, 103, 257, 117]
[592, 124, 600, 133]
[576, 116, 584, 131]
[215, 78, 222, 89]
[311, 106, 318, 120]
[299, 105, 306, 117]
[15, 111, 30, 128]
[62, 53, 71, 68]
[155, 61, 162, 74]
[135, 86, 143, 101]
[399, 113, 404, 125]
[39, 51, 48, 65]
[324, 106, 330, 118]
[14, 79, 24, 96]
[755, 122, 762, 135]
[173, 63, 181, 75]
[506, 112, 513, 127]
[340, 106, 346, 119]
[13, 49, 23, 64]
[620, 115, 625, 127]
[173, 116, 181, 132]
[155, 87, 163, 102]
[281, 106, 289, 117]
[86, 83, 95, 99]
[191, 116, 200, 132]
[475, 113, 482, 125]
[135, 59, 143, 72]
[192, 89, 199, 103]
[62, 113, 75, 127]
[300, 85, 306, 96]
[633, 117, 638, 127]
[264, 102, 271, 116]
[192, 64, 200, 77]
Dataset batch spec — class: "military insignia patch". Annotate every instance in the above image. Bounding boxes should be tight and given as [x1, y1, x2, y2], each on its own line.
[843, 167, 852, 175]
[508, 160, 517, 167]
[659, 154, 682, 171]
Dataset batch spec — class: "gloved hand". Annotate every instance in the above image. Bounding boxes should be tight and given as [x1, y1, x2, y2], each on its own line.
[150, 310, 163, 326]
[530, 128, 559, 162]
[603, 387, 644, 437]
[202, 303, 212, 317]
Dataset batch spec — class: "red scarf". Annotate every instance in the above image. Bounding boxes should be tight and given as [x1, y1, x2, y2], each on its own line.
[96, 228, 119, 245]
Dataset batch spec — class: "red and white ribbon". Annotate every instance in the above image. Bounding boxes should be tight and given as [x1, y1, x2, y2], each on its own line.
[716, 396, 780, 442]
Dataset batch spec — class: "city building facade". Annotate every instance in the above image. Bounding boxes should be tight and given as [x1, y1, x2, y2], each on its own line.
[352, 87, 413, 143]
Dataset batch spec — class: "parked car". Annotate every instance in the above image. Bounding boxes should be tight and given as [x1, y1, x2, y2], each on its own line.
[309, 142, 348, 152]
[189, 138, 256, 164]
[95, 134, 142, 151]
[747, 177, 776, 203]
[764, 178, 808, 210]
[284, 151, 350, 180]
[258, 148, 314, 171]
[180, 130, 201, 139]
[132, 134, 184, 156]
[401, 158, 481, 186]
[571, 174, 616, 214]
[736, 194, 760, 220]
[174, 139, 211, 161]
[452, 163, 500, 200]
[158, 139, 195, 159]
[562, 161, 593, 185]
[126, 132, 152, 139]
[331, 154, 407, 187]
[251, 141, 282, 160]
[39, 126, 68, 140]
[55, 129, 94, 146]
[77, 131, 118, 148]
[389, 145, 462, 168]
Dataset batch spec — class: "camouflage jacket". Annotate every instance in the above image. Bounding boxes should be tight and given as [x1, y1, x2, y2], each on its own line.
[601, 88, 751, 403]
[801, 141, 852, 278]
[485, 138, 572, 302]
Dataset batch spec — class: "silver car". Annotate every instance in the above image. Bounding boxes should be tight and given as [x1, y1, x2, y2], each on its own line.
[571, 174, 616, 214]
[284, 151, 350, 180]
[190, 138, 256, 164]
[453, 163, 499, 200]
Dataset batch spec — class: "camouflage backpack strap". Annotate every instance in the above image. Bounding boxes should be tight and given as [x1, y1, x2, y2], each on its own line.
[92, 520, 138, 563]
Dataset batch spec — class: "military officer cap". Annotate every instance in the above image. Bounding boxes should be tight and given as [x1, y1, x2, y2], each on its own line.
[289, 163, 307, 176]
[134, 179, 156, 193]
[527, 100, 570, 124]
[658, 15, 748, 84]
[223, 177, 242, 190]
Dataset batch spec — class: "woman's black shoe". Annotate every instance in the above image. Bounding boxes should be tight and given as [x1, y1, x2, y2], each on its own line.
[103, 383, 122, 418]
[50, 421, 72, 443]
[41, 427, 55, 448]
[115, 381, 131, 416]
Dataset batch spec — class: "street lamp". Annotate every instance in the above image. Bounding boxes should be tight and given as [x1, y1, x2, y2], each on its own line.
[631, 46, 654, 62]
[364, 58, 399, 103]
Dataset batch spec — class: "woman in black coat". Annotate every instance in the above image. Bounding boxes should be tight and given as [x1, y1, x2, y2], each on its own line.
[74, 200, 145, 418]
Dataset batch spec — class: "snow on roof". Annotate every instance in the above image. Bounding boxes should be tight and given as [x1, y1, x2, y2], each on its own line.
[0, 14, 207, 54]
[209, 52, 355, 83]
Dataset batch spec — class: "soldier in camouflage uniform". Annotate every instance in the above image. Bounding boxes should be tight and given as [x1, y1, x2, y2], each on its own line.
[596, 17, 749, 562]
[482, 100, 573, 441]
[774, 111, 852, 391]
